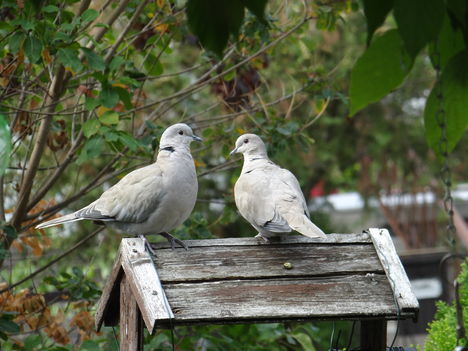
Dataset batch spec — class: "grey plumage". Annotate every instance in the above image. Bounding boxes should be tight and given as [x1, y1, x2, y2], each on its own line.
[230, 133, 326, 241]
[36, 123, 202, 248]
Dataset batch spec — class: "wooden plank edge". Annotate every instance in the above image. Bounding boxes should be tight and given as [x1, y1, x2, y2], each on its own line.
[95, 249, 123, 331]
[368, 228, 419, 317]
[150, 311, 419, 330]
[120, 238, 175, 334]
[152, 233, 372, 249]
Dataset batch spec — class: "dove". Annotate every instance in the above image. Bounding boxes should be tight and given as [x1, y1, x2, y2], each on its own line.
[36, 123, 202, 251]
[230, 133, 326, 241]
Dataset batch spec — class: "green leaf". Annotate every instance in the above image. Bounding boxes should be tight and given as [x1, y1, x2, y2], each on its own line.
[99, 111, 119, 125]
[99, 86, 119, 108]
[77, 136, 104, 164]
[85, 97, 100, 111]
[8, 32, 26, 54]
[23, 334, 42, 351]
[80, 9, 99, 23]
[43, 5, 59, 13]
[362, 0, 394, 45]
[109, 56, 125, 72]
[291, 332, 317, 351]
[144, 54, 164, 76]
[81, 47, 106, 71]
[114, 87, 133, 109]
[394, 0, 445, 57]
[80, 340, 101, 351]
[349, 29, 413, 115]
[57, 48, 83, 73]
[24, 35, 43, 63]
[0, 317, 20, 334]
[83, 119, 101, 138]
[429, 15, 465, 70]
[424, 50, 468, 154]
[118, 132, 140, 151]
[242, 0, 268, 22]
[187, 0, 245, 57]
[0, 114, 11, 178]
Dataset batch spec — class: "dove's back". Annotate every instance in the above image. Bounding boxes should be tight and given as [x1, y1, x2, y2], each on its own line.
[235, 159, 325, 239]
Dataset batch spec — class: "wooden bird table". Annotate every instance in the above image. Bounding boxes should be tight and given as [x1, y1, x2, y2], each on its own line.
[95, 228, 419, 350]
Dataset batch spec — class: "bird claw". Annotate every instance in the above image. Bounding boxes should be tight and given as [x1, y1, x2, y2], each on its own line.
[160, 232, 189, 250]
[255, 233, 270, 243]
[139, 235, 157, 257]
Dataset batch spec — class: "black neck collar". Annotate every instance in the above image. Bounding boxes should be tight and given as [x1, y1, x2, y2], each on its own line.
[160, 146, 175, 153]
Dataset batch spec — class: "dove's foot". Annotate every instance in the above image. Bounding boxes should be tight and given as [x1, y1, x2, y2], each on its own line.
[138, 235, 157, 257]
[255, 233, 270, 243]
[160, 232, 189, 250]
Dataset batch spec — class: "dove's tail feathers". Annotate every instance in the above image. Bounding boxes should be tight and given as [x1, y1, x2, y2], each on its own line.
[287, 214, 326, 238]
[36, 213, 83, 229]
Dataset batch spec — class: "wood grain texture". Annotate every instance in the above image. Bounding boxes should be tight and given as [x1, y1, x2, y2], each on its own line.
[156, 274, 410, 328]
[360, 319, 387, 351]
[152, 233, 372, 249]
[95, 249, 122, 331]
[96, 233, 419, 334]
[120, 275, 143, 351]
[368, 228, 419, 313]
[155, 243, 382, 282]
[120, 238, 174, 333]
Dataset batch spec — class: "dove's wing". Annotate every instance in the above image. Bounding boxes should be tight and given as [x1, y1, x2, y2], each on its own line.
[235, 163, 291, 233]
[82, 163, 164, 223]
[273, 167, 326, 238]
[235, 162, 325, 238]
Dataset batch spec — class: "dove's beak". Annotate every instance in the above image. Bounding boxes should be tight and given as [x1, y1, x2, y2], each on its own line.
[229, 147, 238, 157]
[192, 135, 203, 142]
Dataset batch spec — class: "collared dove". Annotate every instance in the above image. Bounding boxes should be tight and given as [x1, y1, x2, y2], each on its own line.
[36, 123, 202, 251]
[230, 133, 326, 241]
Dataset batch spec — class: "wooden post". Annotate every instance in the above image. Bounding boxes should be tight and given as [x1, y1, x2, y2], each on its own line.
[120, 275, 144, 351]
[360, 319, 387, 351]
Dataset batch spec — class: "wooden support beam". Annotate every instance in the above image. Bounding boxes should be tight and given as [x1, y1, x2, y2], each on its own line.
[360, 319, 387, 351]
[120, 275, 144, 351]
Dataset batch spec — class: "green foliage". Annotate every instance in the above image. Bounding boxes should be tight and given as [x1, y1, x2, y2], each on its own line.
[355, 0, 468, 152]
[0, 114, 11, 177]
[44, 266, 101, 301]
[186, 0, 267, 56]
[144, 322, 355, 350]
[362, 0, 394, 45]
[393, 0, 444, 58]
[424, 51, 468, 155]
[349, 30, 413, 116]
[425, 259, 468, 350]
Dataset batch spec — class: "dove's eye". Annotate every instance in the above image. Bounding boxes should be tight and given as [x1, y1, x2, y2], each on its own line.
[178, 130, 184, 135]
[244, 139, 249, 144]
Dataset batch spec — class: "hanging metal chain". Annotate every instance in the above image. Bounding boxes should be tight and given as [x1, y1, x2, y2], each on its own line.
[432, 40, 466, 347]
[432, 41, 457, 248]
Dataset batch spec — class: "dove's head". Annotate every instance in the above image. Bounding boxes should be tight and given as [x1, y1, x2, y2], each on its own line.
[159, 123, 202, 150]
[230, 134, 268, 158]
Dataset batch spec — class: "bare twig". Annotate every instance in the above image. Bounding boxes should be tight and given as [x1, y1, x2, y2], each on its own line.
[127, 16, 312, 116]
[103, 0, 151, 63]
[26, 132, 85, 212]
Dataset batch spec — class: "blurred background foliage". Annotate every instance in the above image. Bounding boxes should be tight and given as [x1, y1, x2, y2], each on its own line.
[0, 0, 466, 349]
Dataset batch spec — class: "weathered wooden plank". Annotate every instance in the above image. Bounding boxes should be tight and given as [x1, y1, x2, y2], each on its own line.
[152, 233, 371, 249]
[368, 228, 419, 313]
[156, 244, 382, 283]
[360, 319, 387, 351]
[120, 238, 174, 334]
[120, 275, 143, 351]
[154, 274, 402, 328]
[95, 249, 123, 330]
